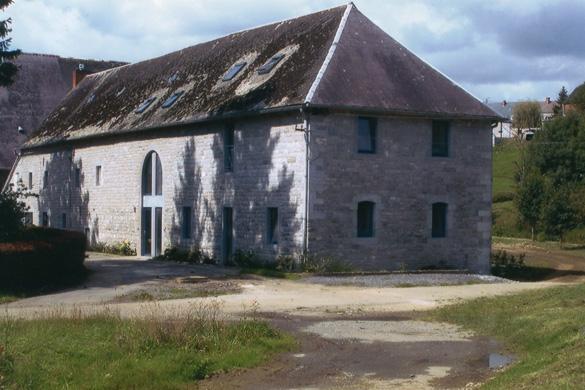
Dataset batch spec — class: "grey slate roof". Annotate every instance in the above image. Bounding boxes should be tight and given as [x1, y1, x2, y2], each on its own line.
[24, 4, 500, 150]
[0, 53, 125, 169]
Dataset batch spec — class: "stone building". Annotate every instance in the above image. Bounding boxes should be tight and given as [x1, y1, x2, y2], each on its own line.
[0, 53, 125, 186]
[6, 4, 500, 272]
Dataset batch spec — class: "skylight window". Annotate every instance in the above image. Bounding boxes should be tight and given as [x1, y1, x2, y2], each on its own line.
[257, 54, 285, 75]
[162, 90, 184, 109]
[135, 97, 156, 114]
[86, 94, 96, 104]
[222, 62, 247, 81]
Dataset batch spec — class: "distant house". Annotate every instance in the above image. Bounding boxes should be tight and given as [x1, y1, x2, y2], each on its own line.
[6, 4, 499, 272]
[488, 97, 557, 143]
[0, 53, 125, 185]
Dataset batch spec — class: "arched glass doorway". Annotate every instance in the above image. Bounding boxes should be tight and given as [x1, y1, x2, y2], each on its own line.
[141, 151, 163, 256]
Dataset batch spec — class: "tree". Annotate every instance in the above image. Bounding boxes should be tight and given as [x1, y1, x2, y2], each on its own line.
[515, 168, 545, 240]
[512, 101, 542, 133]
[0, 0, 20, 87]
[0, 182, 29, 241]
[541, 186, 578, 248]
[554, 86, 569, 116]
[569, 83, 585, 113]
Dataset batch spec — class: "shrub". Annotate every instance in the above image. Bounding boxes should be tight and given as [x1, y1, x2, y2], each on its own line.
[491, 250, 526, 278]
[493, 191, 515, 203]
[0, 227, 87, 291]
[89, 240, 136, 256]
[299, 253, 354, 273]
[0, 183, 35, 242]
[233, 249, 267, 268]
[275, 255, 295, 272]
[157, 246, 216, 265]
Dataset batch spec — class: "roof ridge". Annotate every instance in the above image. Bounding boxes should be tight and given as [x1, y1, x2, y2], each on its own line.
[304, 3, 353, 104]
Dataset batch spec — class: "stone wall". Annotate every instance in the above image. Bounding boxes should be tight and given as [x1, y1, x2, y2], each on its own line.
[11, 114, 307, 261]
[308, 113, 492, 273]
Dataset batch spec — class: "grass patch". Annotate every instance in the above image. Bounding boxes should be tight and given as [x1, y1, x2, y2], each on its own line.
[493, 140, 521, 199]
[492, 201, 531, 239]
[0, 304, 294, 389]
[0, 293, 20, 305]
[240, 267, 303, 280]
[428, 284, 585, 389]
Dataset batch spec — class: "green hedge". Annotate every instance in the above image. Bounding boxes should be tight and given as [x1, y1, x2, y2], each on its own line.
[0, 227, 87, 290]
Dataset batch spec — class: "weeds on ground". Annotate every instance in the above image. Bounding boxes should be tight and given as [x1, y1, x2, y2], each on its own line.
[0, 302, 293, 389]
[156, 246, 216, 265]
[89, 240, 137, 256]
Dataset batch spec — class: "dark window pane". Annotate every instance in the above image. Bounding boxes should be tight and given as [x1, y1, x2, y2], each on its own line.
[432, 202, 448, 238]
[155, 207, 162, 256]
[135, 97, 156, 114]
[258, 54, 285, 75]
[267, 207, 278, 244]
[162, 90, 184, 108]
[223, 207, 233, 263]
[182, 206, 192, 239]
[28, 172, 33, 189]
[75, 168, 81, 188]
[222, 62, 247, 81]
[96, 166, 102, 186]
[42, 212, 49, 227]
[224, 124, 235, 172]
[142, 153, 153, 195]
[432, 121, 450, 157]
[43, 170, 48, 189]
[155, 154, 163, 195]
[357, 201, 375, 237]
[142, 208, 152, 256]
[358, 117, 376, 153]
[23, 212, 33, 226]
[61, 213, 67, 229]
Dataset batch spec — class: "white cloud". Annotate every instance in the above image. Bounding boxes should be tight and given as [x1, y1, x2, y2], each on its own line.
[3, 0, 584, 100]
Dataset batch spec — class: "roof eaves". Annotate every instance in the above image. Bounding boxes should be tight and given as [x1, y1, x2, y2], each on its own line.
[304, 2, 353, 104]
[308, 103, 505, 122]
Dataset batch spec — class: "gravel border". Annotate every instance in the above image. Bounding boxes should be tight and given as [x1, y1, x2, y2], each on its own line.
[304, 273, 512, 287]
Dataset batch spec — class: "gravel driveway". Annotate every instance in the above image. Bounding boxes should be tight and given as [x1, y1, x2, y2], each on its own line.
[305, 273, 511, 287]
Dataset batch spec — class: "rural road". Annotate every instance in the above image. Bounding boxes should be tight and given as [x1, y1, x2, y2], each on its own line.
[1, 253, 559, 389]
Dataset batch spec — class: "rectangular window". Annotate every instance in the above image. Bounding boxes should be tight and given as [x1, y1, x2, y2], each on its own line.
[432, 121, 450, 157]
[267, 207, 279, 245]
[96, 165, 102, 186]
[432, 202, 448, 238]
[42, 212, 49, 227]
[75, 167, 81, 188]
[61, 213, 67, 229]
[43, 170, 48, 189]
[357, 201, 375, 237]
[182, 206, 192, 239]
[28, 172, 33, 189]
[224, 124, 235, 172]
[358, 117, 377, 153]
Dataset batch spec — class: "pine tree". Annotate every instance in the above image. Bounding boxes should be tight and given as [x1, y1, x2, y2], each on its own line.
[0, 0, 20, 87]
[554, 86, 569, 116]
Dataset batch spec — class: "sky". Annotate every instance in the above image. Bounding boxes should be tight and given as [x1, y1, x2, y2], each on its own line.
[4, 0, 585, 102]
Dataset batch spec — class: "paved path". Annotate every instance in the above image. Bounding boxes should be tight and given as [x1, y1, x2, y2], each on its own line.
[1, 253, 559, 389]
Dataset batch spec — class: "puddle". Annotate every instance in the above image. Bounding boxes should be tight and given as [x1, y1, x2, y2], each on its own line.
[489, 353, 514, 369]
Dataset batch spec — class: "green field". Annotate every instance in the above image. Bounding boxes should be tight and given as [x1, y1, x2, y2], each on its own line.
[429, 283, 585, 389]
[0, 307, 294, 389]
[492, 140, 521, 199]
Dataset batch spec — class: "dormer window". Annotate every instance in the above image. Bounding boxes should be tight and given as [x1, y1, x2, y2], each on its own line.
[257, 54, 285, 75]
[135, 97, 156, 114]
[222, 62, 247, 81]
[162, 91, 184, 108]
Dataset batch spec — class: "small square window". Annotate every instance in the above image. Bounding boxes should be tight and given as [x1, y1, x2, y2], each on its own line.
[432, 202, 448, 238]
[432, 121, 450, 157]
[182, 206, 192, 239]
[267, 207, 278, 245]
[96, 166, 102, 186]
[358, 117, 377, 153]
